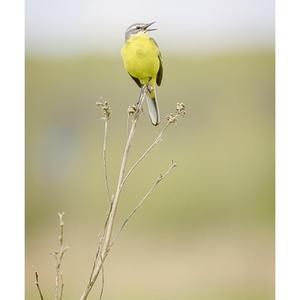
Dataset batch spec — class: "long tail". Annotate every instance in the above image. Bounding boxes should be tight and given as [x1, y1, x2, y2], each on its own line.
[146, 85, 160, 126]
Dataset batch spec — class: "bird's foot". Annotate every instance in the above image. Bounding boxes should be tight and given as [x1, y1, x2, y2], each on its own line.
[146, 83, 153, 93]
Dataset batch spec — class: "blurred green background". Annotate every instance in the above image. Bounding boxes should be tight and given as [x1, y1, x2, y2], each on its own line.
[26, 1, 274, 300]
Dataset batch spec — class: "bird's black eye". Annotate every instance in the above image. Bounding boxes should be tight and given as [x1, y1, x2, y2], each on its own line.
[136, 26, 141, 29]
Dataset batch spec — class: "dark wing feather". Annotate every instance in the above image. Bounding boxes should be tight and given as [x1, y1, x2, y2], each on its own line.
[156, 55, 163, 86]
[129, 73, 142, 88]
[150, 38, 163, 86]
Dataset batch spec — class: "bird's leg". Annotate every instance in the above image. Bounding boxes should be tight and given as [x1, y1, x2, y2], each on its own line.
[146, 77, 154, 93]
[135, 80, 152, 116]
[136, 87, 144, 106]
[136, 85, 148, 115]
[137, 80, 152, 103]
[146, 83, 153, 94]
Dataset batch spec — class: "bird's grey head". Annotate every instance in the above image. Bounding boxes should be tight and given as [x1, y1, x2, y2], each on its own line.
[125, 22, 157, 40]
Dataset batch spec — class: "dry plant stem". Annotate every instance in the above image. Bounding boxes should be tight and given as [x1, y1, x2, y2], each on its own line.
[53, 212, 68, 300]
[122, 105, 185, 186]
[59, 275, 64, 300]
[111, 161, 176, 247]
[80, 86, 147, 300]
[122, 122, 170, 186]
[126, 113, 130, 137]
[87, 234, 105, 300]
[89, 235, 103, 283]
[98, 252, 105, 300]
[35, 271, 44, 300]
[103, 119, 111, 204]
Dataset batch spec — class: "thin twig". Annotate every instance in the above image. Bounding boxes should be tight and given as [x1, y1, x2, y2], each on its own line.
[80, 86, 148, 300]
[122, 122, 170, 186]
[89, 235, 103, 283]
[52, 212, 68, 300]
[97, 101, 111, 205]
[84, 234, 105, 300]
[59, 275, 64, 300]
[86, 205, 111, 295]
[122, 102, 186, 186]
[35, 271, 44, 300]
[103, 120, 111, 204]
[110, 161, 177, 247]
[87, 198, 113, 298]
[84, 236, 106, 300]
[85, 100, 112, 293]
[98, 250, 105, 300]
[126, 113, 130, 137]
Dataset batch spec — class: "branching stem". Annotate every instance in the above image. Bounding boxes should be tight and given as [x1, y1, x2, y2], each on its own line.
[122, 122, 170, 186]
[80, 86, 147, 300]
[111, 161, 176, 247]
[80, 95, 185, 300]
[35, 271, 44, 300]
[52, 212, 68, 300]
[34, 94, 185, 300]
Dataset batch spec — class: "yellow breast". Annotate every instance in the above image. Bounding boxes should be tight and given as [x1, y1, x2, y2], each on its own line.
[121, 32, 160, 84]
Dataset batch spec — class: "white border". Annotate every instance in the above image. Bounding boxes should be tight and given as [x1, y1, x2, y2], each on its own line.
[276, 0, 300, 299]
[0, 0, 24, 298]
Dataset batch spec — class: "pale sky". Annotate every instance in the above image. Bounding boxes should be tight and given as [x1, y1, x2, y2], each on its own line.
[26, 0, 274, 54]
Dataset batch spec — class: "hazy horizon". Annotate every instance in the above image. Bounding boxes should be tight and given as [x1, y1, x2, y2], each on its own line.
[26, 0, 274, 55]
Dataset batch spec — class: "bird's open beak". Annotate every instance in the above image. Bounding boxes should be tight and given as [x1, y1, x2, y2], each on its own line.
[144, 21, 157, 32]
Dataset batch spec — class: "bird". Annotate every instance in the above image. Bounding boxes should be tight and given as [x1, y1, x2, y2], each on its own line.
[120, 22, 163, 126]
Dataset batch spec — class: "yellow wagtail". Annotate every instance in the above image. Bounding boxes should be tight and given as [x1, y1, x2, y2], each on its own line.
[121, 22, 163, 126]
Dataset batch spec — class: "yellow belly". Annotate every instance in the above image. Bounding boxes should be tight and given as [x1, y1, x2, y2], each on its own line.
[121, 33, 160, 84]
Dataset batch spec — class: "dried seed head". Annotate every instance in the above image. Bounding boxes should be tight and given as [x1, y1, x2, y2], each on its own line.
[176, 102, 186, 116]
[128, 104, 137, 116]
[166, 113, 177, 124]
[96, 100, 111, 120]
[166, 102, 186, 125]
